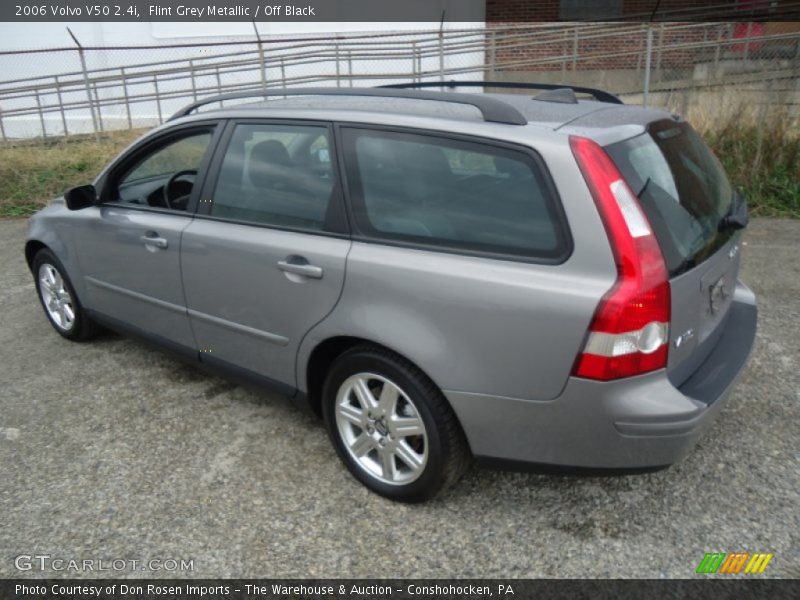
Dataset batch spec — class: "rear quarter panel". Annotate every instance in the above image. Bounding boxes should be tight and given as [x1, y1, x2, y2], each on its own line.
[298, 133, 617, 401]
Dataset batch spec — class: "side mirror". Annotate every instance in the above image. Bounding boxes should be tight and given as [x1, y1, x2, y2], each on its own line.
[64, 184, 97, 211]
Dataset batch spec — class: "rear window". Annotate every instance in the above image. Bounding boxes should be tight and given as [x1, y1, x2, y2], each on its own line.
[341, 128, 569, 260]
[606, 120, 736, 276]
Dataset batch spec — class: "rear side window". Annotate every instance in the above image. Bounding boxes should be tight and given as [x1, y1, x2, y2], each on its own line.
[210, 123, 335, 231]
[606, 120, 736, 276]
[341, 128, 569, 260]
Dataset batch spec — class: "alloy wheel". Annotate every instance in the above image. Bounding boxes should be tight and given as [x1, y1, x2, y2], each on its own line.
[335, 372, 429, 485]
[38, 263, 75, 332]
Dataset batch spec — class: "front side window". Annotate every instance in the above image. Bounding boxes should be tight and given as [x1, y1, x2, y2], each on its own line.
[115, 130, 213, 211]
[341, 128, 568, 259]
[210, 123, 336, 231]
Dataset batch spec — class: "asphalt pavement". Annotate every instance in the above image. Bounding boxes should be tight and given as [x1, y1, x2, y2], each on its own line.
[0, 217, 798, 578]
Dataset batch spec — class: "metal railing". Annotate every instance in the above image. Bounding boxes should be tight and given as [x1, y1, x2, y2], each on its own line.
[0, 22, 797, 140]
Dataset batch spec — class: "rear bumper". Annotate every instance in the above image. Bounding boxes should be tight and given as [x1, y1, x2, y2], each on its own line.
[445, 281, 757, 470]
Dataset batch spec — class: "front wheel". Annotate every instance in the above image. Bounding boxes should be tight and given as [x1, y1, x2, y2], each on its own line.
[322, 345, 470, 502]
[33, 249, 100, 341]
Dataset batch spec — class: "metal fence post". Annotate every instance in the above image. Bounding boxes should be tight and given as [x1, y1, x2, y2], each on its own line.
[636, 26, 643, 74]
[643, 26, 653, 107]
[188, 60, 197, 101]
[438, 33, 445, 82]
[67, 27, 99, 141]
[656, 22, 665, 83]
[572, 25, 579, 72]
[335, 42, 341, 87]
[348, 50, 353, 87]
[253, 22, 266, 89]
[438, 13, 445, 82]
[487, 29, 497, 79]
[34, 90, 46, 138]
[744, 22, 753, 64]
[153, 75, 163, 124]
[92, 82, 104, 132]
[121, 67, 132, 129]
[412, 41, 418, 82]
[54, 75, 68, 137]
[0, 107, 6, 143]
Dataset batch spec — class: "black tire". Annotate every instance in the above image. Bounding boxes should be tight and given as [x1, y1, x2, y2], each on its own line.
[32, 248, 100, 342]
[322, 344, 471, 502]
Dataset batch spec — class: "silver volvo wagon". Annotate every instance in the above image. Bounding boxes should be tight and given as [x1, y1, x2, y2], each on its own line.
[25, 83, 757, 501]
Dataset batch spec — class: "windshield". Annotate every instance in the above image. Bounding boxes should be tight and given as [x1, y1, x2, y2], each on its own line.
[606, 120, 736, 277]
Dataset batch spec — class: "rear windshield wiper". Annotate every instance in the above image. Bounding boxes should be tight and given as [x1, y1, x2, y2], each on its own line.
[636, 177, 652, 198]
[718, 191, 749, 232]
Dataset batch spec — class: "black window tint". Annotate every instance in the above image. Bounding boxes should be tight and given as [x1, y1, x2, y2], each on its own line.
[211, 123, 335, 230]
[342, 128, 566, 259]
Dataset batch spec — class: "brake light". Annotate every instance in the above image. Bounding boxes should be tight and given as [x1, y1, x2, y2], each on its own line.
[569, 136, 671, 381]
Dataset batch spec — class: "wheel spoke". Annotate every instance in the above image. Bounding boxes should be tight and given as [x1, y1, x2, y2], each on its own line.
[338, 402, 364, 427]
[377, 383, 398, 416]
[394, 440, 424, 472]
[62, 303, 75, 323]
[352, 377, 378, 411]
[349, 433, 374, 457]
[380, 449, 396, 480]
[391, 416, 425, 438]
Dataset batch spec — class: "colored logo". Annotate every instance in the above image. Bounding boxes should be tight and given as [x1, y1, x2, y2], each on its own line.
[696, 552, 773, 574]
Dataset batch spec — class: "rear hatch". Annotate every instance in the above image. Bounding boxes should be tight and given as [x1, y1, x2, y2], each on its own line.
[605, 119, 746, 388]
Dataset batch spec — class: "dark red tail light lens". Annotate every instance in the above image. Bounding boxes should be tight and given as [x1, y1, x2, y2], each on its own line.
[569, 136, 671, 381]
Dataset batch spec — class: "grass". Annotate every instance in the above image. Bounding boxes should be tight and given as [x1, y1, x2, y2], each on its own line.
[0, 118, 798, 218]
[0, 129, 146, 218]
[701, 120, 800, 218]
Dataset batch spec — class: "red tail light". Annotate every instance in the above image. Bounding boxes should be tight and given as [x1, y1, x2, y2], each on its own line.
[569, 136, 671, 381]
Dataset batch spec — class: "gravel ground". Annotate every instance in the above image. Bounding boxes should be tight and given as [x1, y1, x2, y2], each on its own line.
[0, 217, 797, 579]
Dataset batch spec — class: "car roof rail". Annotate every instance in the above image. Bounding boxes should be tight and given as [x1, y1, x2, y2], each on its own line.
[169, 87, 528, 125]
[380, 80, 624, 105]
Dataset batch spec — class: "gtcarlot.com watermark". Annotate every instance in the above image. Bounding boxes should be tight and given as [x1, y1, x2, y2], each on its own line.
[14, 554, 194, 573]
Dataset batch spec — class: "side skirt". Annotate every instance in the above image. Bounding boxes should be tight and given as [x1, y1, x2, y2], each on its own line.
[474, 455, 670, 476]
[86, 309, 305, 407]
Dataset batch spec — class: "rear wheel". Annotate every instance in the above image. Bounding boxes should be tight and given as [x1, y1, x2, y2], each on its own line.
[33, 249, 99, 341]
[322, 344, 470, 502]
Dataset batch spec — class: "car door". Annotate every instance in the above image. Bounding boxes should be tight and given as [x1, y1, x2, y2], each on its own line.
[73, 122, 222, 353]
[180, 120, 350, 389]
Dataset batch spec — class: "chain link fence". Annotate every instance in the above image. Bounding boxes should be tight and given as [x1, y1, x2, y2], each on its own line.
[0, 22, 797, 141]
[487, 22, 800, 129]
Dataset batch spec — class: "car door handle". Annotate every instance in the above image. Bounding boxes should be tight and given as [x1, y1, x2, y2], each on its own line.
[277, 259, 323, 279]
[140, 234, 168, 249]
